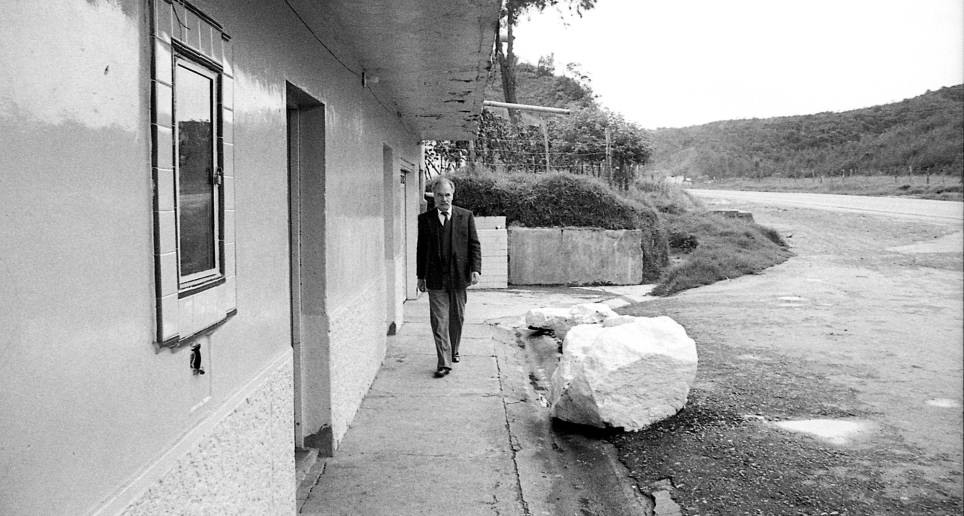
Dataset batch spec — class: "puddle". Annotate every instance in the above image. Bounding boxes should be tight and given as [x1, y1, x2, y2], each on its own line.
[773, 419, 874, 445]
[579, 284, 658, 308]
[925, 398, 962, 408]
[775, 296, 809, 308]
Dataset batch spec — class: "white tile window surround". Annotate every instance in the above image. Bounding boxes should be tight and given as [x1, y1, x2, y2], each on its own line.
[152, 0, 237, 347]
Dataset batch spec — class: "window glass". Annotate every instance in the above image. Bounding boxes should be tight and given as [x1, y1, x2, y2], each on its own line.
[175, 61, 218, 279]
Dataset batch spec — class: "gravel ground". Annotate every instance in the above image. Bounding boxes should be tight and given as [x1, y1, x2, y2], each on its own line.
[608, 200, 963, 515]
[609, 336, 959, 515]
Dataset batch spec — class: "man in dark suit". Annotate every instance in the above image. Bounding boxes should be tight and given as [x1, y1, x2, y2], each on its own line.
[416, 177, 482, 378]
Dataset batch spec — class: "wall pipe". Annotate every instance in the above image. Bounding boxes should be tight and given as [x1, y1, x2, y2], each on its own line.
[482, 100, 571, 115]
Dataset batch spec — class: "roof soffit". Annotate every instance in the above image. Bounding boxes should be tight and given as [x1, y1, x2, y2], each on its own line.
[288, 0, 501, 140]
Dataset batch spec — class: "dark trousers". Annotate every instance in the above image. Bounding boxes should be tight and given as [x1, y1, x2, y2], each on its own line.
[428, 288, 467, 369]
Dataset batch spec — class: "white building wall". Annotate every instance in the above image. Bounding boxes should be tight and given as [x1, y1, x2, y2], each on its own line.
[107, 353, 295, 516]
[0, 0, 421, 513]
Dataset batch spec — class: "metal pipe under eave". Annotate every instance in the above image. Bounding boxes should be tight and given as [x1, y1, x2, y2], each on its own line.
[482, 100, 571, 115]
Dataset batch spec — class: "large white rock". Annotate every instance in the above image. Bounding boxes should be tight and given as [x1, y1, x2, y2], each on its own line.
[525, 303, 617, 340]
[549, 316, 698, 431]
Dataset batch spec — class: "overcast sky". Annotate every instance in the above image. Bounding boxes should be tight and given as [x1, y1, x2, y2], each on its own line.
[512, 0, 964, 129]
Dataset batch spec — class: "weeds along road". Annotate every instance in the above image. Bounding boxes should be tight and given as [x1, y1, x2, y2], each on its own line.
[616, 190, 963, 514]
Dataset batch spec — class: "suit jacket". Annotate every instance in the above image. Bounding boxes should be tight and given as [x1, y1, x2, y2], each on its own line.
[417, 205, 481, 290]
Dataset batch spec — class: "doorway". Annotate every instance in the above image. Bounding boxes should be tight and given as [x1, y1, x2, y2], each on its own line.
[383, 145, 397, 334]
[286, 83, 331, 457]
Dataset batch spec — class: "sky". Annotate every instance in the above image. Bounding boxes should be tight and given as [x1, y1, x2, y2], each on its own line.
[512, 0, 964, 129]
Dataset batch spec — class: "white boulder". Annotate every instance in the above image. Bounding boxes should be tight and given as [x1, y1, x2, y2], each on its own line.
[601, 314, 637, 328]
[549, 316, 698, 431]
[525, 303, 618, 339]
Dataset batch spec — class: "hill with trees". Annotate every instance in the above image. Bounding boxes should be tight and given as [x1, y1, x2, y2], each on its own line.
[645, 85, 964, 179]
[484, 55, 599, 111]
[463, 59, 653, 189]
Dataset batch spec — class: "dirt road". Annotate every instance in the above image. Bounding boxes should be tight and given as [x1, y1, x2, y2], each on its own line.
[614, 191, 963, 514]
[688, 189, 964, 223]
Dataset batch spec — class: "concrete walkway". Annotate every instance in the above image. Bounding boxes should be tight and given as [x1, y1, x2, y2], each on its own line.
[297, 287, 653, 516]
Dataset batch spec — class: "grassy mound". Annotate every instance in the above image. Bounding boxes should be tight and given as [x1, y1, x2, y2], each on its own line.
[446, 171, 791, 294]
[453, 172, 645, 229]
[653, 211, 792, 295]
[450, 172, 669, 281]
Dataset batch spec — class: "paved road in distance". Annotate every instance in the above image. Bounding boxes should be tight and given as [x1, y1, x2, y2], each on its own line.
[687, 189, 964, 225]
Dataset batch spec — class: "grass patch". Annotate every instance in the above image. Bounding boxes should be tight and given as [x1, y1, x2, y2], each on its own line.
[653, 211, 792, 295]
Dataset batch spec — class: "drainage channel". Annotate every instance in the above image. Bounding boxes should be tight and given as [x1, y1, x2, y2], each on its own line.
[490, 318, 654, 516]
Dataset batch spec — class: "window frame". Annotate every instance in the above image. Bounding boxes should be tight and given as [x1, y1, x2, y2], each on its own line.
[151, 0, 237, 349]
[172, 51, 224, 295]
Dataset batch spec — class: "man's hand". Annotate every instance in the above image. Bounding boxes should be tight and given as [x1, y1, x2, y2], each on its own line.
[417, 279, 426, 292]
[470, 272, 480, 285]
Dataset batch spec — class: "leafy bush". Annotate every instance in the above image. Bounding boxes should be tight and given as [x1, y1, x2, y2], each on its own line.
[669, 232, 699, 253]
[453, 172, 649, 230]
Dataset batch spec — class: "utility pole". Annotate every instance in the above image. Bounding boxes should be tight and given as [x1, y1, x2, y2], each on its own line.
[604, 126, 612, 182]
[541, 121, 550, 174]
[467, 140, 476, 172]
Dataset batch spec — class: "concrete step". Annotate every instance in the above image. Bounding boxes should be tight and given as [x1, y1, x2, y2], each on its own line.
[294, 447, 320, 485]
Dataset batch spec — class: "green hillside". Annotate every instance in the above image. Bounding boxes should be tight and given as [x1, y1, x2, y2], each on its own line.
[646, 85, 964, 179]
[484, 60, 598, 111]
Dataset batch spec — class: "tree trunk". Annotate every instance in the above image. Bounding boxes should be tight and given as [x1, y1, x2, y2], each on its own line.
[496, 9, 519, 124]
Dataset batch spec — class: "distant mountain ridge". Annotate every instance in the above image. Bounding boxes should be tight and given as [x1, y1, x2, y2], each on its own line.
[645, 85, 964, 178]
[487, 62, 961, 179]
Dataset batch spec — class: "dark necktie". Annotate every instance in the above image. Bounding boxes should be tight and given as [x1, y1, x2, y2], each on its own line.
[440, 211, 449, 225]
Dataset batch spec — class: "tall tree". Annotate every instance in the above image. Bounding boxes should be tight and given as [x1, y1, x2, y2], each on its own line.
[496, 0, 596, 111]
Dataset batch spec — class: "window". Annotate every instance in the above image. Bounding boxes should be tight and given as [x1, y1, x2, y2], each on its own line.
[175, 56, 222, 292]
[151, 0, 236, 348]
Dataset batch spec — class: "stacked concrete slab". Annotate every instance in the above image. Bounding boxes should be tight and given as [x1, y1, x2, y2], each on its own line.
[470, 216, 508, 289]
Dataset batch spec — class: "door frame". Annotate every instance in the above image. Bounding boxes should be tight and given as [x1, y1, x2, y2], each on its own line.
[286, 83, 331, 454]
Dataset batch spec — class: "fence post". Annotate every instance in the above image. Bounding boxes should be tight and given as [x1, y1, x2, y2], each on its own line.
[468, 140, 476, 173]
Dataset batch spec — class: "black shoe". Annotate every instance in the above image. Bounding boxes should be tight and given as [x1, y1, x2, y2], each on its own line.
[452, 353, 460, 363]
[433, 367, 451, 378]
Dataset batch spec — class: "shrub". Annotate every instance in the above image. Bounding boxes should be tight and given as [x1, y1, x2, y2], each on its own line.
[448, 174, 510, 217]
[453, 172, 645, 229]
[669, 231, 699, 253]
[935, 184, 963, 194]
[756, 225, 787, 246]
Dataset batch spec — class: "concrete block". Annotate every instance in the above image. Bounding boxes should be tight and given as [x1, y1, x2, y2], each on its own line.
[508, 227, 644, 286]
[471, 219, 507, 289]
[474, 216, 505, 230]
